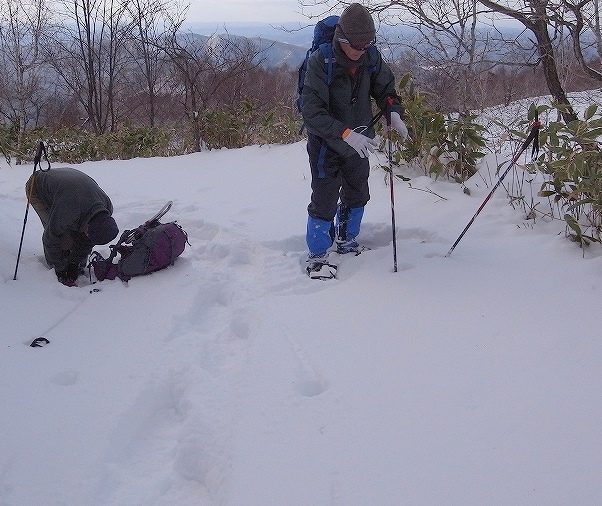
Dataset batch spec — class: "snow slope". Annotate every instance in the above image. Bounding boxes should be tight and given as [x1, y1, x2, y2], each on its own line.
[1, 134, 601, 505]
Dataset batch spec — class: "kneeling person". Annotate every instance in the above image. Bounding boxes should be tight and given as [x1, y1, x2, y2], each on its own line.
[26, 167, 119, 286]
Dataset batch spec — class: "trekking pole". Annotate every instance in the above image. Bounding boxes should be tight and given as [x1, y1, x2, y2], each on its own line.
[355, 110, 384, 136]
[385, 103, 398, 272]
[13, 141, 51, 280]
[445, 117, 541, 257]
[366, 109, 384, 132]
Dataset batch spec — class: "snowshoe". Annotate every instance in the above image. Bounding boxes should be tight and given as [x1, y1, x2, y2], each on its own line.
[306, 254, 338, 280]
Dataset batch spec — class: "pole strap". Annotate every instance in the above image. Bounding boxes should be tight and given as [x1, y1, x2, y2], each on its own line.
[34, 141, 51, 172]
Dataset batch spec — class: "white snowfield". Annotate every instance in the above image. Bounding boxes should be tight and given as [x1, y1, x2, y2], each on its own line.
[1, 128, 601, 505]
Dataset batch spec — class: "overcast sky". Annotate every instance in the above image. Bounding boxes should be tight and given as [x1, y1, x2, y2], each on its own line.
[186, 0, 321, 23]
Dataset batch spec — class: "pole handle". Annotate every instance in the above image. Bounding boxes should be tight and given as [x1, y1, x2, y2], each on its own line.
[34, 141, 51, 171]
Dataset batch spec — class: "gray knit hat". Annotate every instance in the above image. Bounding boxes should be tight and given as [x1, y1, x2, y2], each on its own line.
[87, 212, 119, 245]
[337, 3, 375, 47]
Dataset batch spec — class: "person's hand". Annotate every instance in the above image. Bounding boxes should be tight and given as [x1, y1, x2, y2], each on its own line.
[56, 263, 78, 287]
[390, 112, 409, 141]
[342, 129, 377, 158]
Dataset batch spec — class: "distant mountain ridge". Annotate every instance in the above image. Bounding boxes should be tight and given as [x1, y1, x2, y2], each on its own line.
[183, 22, 312, 69]
[182, 22, 419, 69]
[183, 21, 316, 47]
[179, 31, 307, 69]
[182, 20, 597, 69]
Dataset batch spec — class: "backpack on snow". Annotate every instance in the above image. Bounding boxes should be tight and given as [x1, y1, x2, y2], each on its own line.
[88, 220, 188, 282]
[296, 15, 379, 116]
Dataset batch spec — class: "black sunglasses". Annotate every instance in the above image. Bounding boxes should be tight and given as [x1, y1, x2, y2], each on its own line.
[337, 27, 376, 51]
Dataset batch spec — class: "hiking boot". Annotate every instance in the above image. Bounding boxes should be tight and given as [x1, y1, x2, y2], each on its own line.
[306, 253, 337, 280]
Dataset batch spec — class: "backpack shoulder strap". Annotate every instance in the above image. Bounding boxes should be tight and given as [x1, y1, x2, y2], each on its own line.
[367, 45, 380, 75]
[321, 43, 378, 84]
[318, 42, 336, 85]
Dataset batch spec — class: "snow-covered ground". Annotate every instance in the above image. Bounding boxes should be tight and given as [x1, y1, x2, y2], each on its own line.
[1, 111, 602, 505]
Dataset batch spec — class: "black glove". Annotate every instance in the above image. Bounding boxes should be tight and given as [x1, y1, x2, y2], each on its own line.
[56, 263, 79, 287]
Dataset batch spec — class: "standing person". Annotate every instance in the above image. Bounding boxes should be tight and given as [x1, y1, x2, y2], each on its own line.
[300, 2, 408, 278]
[26, 167, 119, 286]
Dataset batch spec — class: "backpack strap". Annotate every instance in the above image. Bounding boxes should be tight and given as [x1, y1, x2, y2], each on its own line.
[367, 45, 379, 73]
[321, 43, 379, 87]
[319, 42, 336, 86]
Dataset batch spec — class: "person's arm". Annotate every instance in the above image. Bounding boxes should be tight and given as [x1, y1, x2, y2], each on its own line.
[301, 50, 348, 142]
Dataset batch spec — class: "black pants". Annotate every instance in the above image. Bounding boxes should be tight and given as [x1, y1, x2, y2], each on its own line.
[306, 134, 370, 222]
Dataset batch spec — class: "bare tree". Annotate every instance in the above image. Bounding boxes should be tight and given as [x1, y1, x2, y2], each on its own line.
[476, 0, 579, 123]
[45, 0, 133, 133]
[561, 0, 602, 83]
[0, 0, 50, 160]
[124, 0, 185, 127]
[386, 0, 501, 111]
[162, 29, 268, 150]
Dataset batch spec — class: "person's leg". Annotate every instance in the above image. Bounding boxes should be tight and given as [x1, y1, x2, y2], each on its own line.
[306, 135, 342, 257]
[336, 203, 364, 244]
[336, 155, 370, 252]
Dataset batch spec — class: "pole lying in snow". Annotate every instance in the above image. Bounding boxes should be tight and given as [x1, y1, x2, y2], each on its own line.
[445, 118, 541, 257]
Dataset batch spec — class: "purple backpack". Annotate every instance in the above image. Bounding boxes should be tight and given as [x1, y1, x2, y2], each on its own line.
[89, 221, 188, 282]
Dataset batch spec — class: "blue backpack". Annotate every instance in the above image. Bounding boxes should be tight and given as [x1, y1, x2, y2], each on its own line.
[296, 15, 380, 117]
[296, 15, 340, 113]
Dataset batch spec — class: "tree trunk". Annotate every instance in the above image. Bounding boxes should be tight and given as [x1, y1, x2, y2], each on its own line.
[477, 0, 578, 124]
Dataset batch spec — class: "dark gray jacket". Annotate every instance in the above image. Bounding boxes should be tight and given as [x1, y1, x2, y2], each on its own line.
[301, 41, 403, 158]
[27, 167, 113, 272]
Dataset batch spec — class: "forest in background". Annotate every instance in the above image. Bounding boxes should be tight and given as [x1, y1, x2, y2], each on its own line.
[1, 0, 601, 161]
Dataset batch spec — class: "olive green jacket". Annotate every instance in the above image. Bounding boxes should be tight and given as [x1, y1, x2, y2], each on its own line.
[300, 42, 403, 158]
[27, 167, 113, 272]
